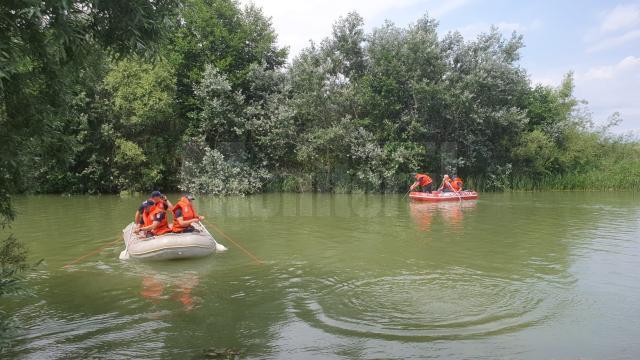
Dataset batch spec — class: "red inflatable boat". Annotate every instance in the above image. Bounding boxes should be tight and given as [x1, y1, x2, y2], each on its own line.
[409, 190, 479, 202]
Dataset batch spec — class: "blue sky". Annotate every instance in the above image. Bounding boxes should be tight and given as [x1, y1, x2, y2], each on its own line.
[243, 0, 640, 132]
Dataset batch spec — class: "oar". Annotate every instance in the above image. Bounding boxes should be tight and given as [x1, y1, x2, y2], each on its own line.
[401, 189, 412, 200]
[454, 190, 463, 203]
[447, 180, 463, 203]
[118, 223, 134, 260]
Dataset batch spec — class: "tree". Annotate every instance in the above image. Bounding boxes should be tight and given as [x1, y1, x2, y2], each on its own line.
[1, 0, 179, 207]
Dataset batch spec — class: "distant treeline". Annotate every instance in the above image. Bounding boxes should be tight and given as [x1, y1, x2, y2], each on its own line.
[2, 0, 639, 208]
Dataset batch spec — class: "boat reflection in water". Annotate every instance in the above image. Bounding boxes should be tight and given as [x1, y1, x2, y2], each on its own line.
[140, 272, 201, 311]
[409, 199, 477, 232]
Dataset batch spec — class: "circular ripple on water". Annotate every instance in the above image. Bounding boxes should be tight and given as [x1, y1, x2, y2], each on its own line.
[295, 269, 560, 339]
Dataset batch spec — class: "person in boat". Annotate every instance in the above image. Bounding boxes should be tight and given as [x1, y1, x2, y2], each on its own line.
[409, 173, 433, 193]
[134, 192, 172, 237]
[452, 175, 464, 191]
[172, 195, 205, 233]
[150, 190, 173, 212]
[134, 199, 155, 230]
[439, 174, 460, 193]
[133, 191, 172, 229]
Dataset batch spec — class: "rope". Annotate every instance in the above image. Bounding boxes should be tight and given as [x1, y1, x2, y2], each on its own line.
[63, 234, 122, 269]
[203, 220, 263, 265]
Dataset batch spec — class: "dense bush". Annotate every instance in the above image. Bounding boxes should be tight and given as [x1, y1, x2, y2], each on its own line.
[2, 0, 638, 200]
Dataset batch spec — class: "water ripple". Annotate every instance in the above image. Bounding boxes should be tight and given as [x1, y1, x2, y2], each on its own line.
[293, 269, 566, 340]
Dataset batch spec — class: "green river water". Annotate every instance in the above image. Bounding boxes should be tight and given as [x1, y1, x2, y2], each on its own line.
[2, 193, 640, 359]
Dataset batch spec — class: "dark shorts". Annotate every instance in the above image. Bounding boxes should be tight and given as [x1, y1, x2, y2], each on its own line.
[181, 227, 195, 233]
[422, 183, 433, 193]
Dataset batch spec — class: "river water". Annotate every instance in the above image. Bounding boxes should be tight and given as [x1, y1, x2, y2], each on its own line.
[2, 193, 640, 359]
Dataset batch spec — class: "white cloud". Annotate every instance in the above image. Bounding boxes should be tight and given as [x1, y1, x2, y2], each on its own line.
[576, 56, 640, 131]
[600, 4, 640, 33]
[583, 55, 640, 79]
[429, 0, 472, 18]
[529, 56, 640, 131]
[449, 19, 541, 40]
[585, 4, 640, 53]
[529, 75, 558, 87]
[587, 29, 640, 53]
[242, 0, 471, 60]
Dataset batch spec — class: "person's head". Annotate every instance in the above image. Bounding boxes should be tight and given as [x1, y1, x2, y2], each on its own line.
[150, 191, 163, 201]
[443, 174, 450, 180]
[182, 194, 195, 203]
[142, 200, 155, 209]
[452, 175, 459, 180]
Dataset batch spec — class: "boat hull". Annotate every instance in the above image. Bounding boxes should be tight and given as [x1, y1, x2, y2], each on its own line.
[122, 223, 217, 261]
[409, 191, 478, 202]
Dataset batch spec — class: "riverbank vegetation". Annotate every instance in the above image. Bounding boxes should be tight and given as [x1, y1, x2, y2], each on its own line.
[3, 1, 638, 202]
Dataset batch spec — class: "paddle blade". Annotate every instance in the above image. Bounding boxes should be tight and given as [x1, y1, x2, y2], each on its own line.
[215, 243, 228, 252]
[119, 249, 130, 260]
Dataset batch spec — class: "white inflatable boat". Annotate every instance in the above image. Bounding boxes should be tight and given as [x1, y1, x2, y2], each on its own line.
[120, 222, 227, 261]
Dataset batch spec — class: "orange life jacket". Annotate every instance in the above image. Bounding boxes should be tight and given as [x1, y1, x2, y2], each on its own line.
[453, 177, 464, 191]
[172, 197, 198, 233]
[449, 178, 462, 191]
[149, 203, 171, 236]
[442, 178, 457, 191]
[415, 173, 433, 186]
[142, 200, 155, 227]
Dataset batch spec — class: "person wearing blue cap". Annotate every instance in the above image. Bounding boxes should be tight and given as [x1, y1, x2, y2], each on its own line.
[133, 191, 173, 230]
[150, 191, 173, 211]
[134, 199, 155, 229]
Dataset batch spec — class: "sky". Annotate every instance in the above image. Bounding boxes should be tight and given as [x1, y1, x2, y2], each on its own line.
[240, 0, 640, 133]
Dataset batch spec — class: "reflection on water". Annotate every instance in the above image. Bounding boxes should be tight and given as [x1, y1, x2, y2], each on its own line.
[409, 200, 477, 231]
[140, 272, 200, 311]
[3, 193, 640, 359]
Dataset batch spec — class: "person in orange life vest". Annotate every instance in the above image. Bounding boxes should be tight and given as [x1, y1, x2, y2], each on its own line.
[134, 191, 172, 237]
[134, 191, 172, 229]
[134, 199, 155, 229]
[149, 190, 173, 213]
[451, 175, 464, 191]
[409, 173, 433, 193]
[172, 195, 205, 233]
[438, 174, 458, 192]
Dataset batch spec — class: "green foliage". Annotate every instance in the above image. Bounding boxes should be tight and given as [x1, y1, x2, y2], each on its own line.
[511, 125, 640, 191]
[513, 129, 559, 177]
[2, 1, 640, 203]
[1, 0, 180, 195]
[179, 137, 270, 195]
[104, 59, 176, 126]
[112, 138, 161, 192]
[0, 235, 31, 351]
[0, 235, 30, 295]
